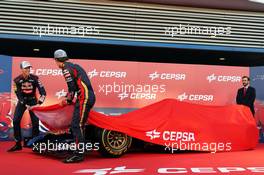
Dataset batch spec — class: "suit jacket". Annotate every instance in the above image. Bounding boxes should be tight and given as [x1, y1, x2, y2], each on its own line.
[236, 86, 256, 115]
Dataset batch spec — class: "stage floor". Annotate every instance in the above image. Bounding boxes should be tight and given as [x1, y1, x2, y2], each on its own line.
[0, 141, 263, 175]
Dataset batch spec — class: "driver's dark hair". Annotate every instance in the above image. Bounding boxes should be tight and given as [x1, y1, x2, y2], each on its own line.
[242, 76, 250, 81]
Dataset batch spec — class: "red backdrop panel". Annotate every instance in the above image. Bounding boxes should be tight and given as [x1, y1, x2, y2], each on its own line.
[11, 57, 248, 128]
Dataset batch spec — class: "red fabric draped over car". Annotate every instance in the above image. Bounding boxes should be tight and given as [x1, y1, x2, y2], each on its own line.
[32, 99, 258, 152]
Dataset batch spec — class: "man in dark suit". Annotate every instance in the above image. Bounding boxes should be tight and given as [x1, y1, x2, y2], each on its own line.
[236, 76, 256, 116]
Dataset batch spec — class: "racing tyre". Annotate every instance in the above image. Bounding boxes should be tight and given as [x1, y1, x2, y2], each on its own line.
[96, 128, 132, 157]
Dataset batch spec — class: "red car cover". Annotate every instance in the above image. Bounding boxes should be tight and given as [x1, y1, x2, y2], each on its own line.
[32, 99, 258, 152]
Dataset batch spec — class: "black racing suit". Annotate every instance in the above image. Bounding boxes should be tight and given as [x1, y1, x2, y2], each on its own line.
[62, 62, 96, 147]
[13, 74, 46, 142]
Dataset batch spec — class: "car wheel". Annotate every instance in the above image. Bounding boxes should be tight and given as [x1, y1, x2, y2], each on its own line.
[96, 128, 132, 157]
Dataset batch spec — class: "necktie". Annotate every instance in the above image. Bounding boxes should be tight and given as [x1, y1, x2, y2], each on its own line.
[243, 87, 247, 97]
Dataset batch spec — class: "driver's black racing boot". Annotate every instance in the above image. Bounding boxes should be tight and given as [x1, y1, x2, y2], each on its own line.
[7, 142, 22, 152]
[62, 153, 84, 163]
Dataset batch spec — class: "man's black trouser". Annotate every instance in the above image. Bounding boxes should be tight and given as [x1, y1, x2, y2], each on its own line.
[71, 96, 95, 149]
[13, 99, 39, 142]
